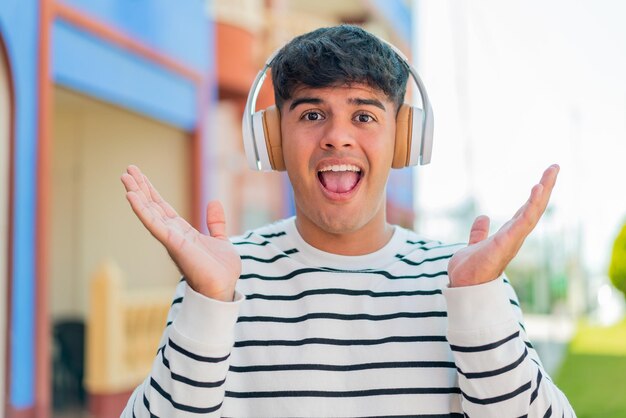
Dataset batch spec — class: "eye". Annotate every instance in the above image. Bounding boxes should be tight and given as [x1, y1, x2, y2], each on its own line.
[355, 113, 375, 123]
[302, 111, 324, 121]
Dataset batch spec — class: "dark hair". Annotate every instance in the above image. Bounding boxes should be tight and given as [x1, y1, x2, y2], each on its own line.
[271, 25, 409, 111]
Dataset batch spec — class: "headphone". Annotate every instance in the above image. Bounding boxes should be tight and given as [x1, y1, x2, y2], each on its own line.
[242, 40, 434, 172]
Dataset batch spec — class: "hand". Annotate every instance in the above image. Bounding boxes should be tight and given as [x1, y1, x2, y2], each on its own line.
[121, 165, 241, 301]
[447, 164, 559, 287]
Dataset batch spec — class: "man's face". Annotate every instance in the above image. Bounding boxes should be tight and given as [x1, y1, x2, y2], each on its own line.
[281, 83, 397, 238]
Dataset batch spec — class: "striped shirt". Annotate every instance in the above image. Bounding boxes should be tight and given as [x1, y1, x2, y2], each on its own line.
[123, 217, 575, 417]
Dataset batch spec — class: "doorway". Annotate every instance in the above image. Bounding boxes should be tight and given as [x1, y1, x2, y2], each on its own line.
[50, 87, 192, 415]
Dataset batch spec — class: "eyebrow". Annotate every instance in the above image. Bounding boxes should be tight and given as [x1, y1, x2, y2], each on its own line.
[289, 97, 322, 111]
[287, 96, 387, 112]
[348, 98, 386, 111]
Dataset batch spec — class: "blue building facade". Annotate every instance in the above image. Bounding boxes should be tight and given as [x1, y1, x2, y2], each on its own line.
[0, 1, 214, 416]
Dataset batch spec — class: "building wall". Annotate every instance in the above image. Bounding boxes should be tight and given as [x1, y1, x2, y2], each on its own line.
[209, 100, 287, 235]
[212, 2, 291, 233]
[0, 0, 414, 414]
[57, 0, 209, 73]
[0, 0, 213, 414]
[51, 13, 200, 132]
[50, 88, 191, 319]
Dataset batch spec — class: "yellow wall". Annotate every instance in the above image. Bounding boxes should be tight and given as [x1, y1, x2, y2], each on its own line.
[50, 88, 191, 319]
[0, 39, 10, 418]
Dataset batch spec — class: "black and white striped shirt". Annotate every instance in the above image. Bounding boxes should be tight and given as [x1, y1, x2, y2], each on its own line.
[124, 217, 575, 417]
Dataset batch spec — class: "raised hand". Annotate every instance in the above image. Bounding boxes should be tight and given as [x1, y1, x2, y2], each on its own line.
[121, 165, 241, 301]
[447, 164, 559, 287]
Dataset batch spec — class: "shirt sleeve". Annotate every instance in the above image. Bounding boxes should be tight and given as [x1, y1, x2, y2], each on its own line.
[443, 276, 576, 417]
[121, 279, 245, 417]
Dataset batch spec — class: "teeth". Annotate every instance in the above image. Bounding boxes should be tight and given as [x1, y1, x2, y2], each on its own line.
[318, 164, 361, 172]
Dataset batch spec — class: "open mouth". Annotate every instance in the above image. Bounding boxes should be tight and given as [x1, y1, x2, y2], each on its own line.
[317, 164, 363, 194]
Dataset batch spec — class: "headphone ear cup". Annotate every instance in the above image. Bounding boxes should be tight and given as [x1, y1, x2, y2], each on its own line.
[393, 104, 412, 168]
[261, 105, 285, 171]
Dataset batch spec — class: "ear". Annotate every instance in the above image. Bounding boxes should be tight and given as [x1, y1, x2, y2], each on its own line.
[262, 105, 285, 171]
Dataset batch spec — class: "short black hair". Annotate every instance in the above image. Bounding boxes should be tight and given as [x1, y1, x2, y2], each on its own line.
[271, 25, 409, 111]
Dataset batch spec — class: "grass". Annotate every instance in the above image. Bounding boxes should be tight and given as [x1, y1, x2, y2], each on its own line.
[555, 319, 626, 418]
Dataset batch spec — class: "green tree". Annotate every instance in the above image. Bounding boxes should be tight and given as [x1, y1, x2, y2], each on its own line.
[609, 221, 626, 297]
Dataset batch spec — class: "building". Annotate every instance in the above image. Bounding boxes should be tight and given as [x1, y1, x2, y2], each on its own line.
[1, 1, 213, 416]
[0, 0, 415, 416]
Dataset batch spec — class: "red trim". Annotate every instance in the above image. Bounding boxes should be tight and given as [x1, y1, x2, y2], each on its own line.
[191, 77, 208, 230]
[192, 98, 202, 229]
[88, 390, 133, 418]
[54, 2, 203, 84]
[34, 0, 54, 417]
[0, 28, 16, 418]
[6, 406, 35, 418]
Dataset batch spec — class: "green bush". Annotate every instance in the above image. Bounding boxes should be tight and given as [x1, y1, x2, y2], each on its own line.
[609, 222, 626, 296]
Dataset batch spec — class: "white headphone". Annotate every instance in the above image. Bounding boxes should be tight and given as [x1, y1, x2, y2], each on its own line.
[242, 40, 434, 172]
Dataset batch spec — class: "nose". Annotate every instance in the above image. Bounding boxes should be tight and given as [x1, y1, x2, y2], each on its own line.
[320, 118, 356, 150]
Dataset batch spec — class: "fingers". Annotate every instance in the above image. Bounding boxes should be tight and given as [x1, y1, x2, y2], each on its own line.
[206, 200, 228, 240]
[502, 164, 559, 252]
[518, 164, 559, 226]
[468, 215, 490, 245]
[120, 168, 140, 195]
[538, 164, 559, 203]
[124, 187, 171, 243]
[511, 165, 557, 218]
[121, 165, 206, 261]
[126, 165, 152, 202]
[121, 167, 155, 216]
[528, 164, 558, 210]
[121, 165, 175, 243]
[451, 165, 560, 287]
[143, 175, 178, 218]
[121, 167, 160, 219]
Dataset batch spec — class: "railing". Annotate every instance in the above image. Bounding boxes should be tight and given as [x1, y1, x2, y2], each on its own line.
[85, 261, 171, 396]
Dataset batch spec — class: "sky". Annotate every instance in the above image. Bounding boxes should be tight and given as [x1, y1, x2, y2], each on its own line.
[413, 0, 626, 279]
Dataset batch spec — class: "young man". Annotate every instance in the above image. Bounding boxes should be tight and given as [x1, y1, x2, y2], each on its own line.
[121, 25, 575, 417]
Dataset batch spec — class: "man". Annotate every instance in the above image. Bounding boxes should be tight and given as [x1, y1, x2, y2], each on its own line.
[121, 25, 575, 417]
